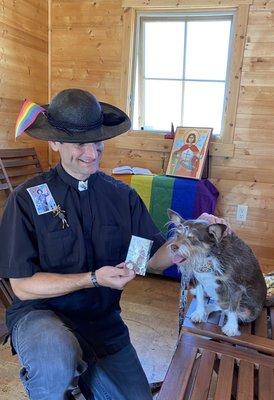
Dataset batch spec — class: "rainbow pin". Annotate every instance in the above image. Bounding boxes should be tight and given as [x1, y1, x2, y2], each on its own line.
[15, 99, 45, 138]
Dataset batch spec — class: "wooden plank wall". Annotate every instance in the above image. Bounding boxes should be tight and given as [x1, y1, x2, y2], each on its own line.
[51, 0, 274, 272]
[0, 0, 49, 212]
[211, 0, 274, 273]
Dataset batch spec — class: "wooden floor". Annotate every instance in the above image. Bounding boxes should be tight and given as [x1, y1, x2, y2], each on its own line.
[0, 274, 180, 399]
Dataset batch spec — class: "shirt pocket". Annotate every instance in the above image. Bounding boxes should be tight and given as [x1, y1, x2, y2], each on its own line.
[39, 228, 80, 271]
[96, 225, 128, 265]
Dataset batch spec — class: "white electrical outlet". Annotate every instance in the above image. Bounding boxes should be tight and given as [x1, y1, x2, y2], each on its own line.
[236, 204, 248, 221]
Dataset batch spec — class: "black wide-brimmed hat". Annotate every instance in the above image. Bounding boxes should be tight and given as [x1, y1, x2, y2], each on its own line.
[25, 88, 131, 143]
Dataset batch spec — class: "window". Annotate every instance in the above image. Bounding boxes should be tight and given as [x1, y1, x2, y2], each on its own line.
[131, 12, 234, 137]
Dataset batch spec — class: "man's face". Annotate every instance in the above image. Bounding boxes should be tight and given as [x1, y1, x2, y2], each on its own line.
[49, 141, 104, 180]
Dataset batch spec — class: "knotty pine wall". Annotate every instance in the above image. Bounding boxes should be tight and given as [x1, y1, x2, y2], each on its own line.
[0, 0, 48, 211]
[50, 0, 274, 273]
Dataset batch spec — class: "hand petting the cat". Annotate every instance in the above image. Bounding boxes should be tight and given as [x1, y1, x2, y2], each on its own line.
[198, 213, 232, 236]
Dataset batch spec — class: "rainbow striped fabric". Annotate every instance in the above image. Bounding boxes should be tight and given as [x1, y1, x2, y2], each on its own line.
[119, 174, 219, 278]
[15, 100, 45, 138]
[126, 175, 219, 233]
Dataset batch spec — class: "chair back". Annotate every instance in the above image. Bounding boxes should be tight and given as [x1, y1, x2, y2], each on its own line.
[0, 147, 43, 193]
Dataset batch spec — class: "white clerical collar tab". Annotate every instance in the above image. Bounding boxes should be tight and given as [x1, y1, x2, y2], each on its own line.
[78, 180, 88, 191]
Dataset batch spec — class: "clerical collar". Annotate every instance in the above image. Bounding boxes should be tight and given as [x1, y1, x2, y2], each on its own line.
[78, 180, 88, 191]
[56, 163, 98, 191]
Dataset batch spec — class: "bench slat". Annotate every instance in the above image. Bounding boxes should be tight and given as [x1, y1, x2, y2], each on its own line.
[0, 166, 42, 179]
[237, 361, 254, 400]
[215, 355, 235, 400]
[183, 318, 274, 356]
[0, 148, 36, 157]
[190, 350, 215, 400]
[158, 339, 198, 400]
[255, 308, 268, 337]
[190, 335, 274, 368]
[2, 158, 42, 168]
[258, 365, 274, 400]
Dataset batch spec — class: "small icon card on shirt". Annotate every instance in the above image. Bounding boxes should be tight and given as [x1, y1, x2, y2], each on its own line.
[125, 235, 153, 276]
[27, 183, 57, 215]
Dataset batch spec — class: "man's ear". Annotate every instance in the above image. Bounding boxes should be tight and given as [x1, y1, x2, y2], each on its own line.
[48, 141, 61, 152]
[167, 209, 185, 226]
[207, 223, 226, 243]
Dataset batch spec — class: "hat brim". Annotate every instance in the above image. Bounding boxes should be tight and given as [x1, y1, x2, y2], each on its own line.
[25, 102, 131, 143]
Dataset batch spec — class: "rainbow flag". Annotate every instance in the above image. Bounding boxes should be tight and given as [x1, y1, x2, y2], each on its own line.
[15, 100, 45, 138]
[127, 175, 219, 234]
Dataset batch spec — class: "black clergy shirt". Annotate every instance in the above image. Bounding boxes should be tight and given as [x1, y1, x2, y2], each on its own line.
[0, 164, 165, 357]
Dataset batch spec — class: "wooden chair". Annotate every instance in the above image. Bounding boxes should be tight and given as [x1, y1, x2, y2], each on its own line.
[157, 331, 274, 400]
[157, 293, 274, 399]
[0, 278, 14, 342]
[0, 147, 43, 193]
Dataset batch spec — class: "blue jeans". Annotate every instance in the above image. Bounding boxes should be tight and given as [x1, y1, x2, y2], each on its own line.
[11, 310, 153, 400]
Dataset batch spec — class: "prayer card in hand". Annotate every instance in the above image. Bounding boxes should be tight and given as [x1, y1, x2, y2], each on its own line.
[125, 235, 153, 276]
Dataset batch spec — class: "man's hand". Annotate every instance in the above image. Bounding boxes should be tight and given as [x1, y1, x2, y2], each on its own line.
[198, 213, 232, 236]
[95, 263, 135, 290]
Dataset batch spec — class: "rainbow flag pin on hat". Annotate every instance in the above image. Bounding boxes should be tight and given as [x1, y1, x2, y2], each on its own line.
[15, 100, 45, 139]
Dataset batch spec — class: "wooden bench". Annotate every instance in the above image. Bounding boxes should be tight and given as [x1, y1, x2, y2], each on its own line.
[182, 298, 274, 356]
[157, 296, 274, 399]
[157, 331, 274, 400]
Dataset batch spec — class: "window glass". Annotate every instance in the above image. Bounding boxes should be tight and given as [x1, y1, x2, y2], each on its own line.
[144, 80, 182, 130]
[185, 20, 231, 80]
[183, 81, 225, 135]
[145, 21, 185, 79]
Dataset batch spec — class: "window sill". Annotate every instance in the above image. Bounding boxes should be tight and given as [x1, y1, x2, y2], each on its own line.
[115, 130, 235, 158]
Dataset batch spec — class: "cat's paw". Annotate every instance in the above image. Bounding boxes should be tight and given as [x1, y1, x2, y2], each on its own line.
[222, 323, 241, 337]
[190, 310, 206, 323]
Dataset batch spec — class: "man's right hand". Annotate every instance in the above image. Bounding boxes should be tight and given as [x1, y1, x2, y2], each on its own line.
[95, 263, 135, 290]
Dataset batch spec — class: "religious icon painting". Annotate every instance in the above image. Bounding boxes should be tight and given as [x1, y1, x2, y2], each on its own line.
[27, 183, 57, 215]
[125, 235, 153, 276]
[165, 127, 212, 180]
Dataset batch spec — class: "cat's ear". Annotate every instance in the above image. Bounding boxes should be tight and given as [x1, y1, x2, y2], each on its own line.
[167, 209, 185, 226]
[207, 223, 226, 243]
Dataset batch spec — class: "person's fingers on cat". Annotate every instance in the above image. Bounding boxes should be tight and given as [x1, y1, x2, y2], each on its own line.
[197, 213, 215, 224]
[198, 213, 232, 236]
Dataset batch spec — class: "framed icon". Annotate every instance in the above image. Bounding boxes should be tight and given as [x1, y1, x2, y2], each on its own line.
[166, 127, 212, 179]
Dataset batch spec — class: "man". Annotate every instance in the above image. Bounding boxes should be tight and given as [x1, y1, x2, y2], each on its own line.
[0, 89, 226, 400]
[0, 88, 170, 400]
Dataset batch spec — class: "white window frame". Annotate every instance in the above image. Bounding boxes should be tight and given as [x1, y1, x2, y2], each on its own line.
[133, 11, 234, 136]
[120, 1, 252, 157]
